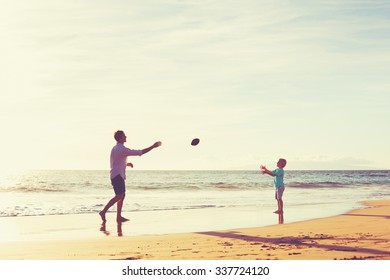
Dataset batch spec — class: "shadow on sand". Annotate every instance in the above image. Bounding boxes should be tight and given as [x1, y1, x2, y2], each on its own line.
[198, 230, 390, 257]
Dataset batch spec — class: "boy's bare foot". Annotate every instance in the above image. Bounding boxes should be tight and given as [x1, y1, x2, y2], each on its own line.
[117, 216, 129, 223]
[273, 210, 283, 214]
[99, 211, 106, 222]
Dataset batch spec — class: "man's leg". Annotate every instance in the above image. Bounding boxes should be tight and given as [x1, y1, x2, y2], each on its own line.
[100, 194, 123, 222]
[116, 193, 129, 222]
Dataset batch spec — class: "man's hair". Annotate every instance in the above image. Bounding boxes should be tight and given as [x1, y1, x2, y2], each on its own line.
[114, 130, 125, 141]
[279, 158, 287, 167]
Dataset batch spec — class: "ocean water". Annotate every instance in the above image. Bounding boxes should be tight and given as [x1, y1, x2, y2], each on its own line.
[0, 170, 389, 221]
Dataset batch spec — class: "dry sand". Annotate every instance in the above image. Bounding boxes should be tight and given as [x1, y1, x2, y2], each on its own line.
[0, 200, 389, 260]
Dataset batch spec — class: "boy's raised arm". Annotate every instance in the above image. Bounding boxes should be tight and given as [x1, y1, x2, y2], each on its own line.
[260, 165, 275, 177]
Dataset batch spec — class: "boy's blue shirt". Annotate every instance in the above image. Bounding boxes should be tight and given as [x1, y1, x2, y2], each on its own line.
[272, 168, 284, 189]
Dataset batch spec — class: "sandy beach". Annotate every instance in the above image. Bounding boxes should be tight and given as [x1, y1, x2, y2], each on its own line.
[0, 200, 389, 260]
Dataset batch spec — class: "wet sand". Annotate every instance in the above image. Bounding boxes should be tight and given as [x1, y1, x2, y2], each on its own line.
[0, 200, 389, 260]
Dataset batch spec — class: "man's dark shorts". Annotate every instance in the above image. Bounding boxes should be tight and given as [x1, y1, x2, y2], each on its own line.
[111, 175, 126, 195]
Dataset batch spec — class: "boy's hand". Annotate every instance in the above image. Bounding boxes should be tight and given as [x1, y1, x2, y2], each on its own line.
[154, 141, 162, 148]
[127, 163, 134, 168]
[260, 165, 266, 170]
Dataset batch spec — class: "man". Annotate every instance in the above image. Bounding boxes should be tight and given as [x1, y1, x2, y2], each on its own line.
[99, 130, 161, 223]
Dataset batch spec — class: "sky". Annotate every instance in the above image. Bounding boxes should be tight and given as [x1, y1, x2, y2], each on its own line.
[0, 0, 389, 171]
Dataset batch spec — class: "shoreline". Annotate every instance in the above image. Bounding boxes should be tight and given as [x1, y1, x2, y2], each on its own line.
[0, 199, 365, 242]
[0, 200, 389, 260]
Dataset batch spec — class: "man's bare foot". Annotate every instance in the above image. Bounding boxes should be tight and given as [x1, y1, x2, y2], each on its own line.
[117, 216, 129, 223]
[273, 210, 283, 214]
[99, 211, 106, 222]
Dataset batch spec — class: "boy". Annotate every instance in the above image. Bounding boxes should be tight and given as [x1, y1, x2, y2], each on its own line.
[260, 158, 287, 214]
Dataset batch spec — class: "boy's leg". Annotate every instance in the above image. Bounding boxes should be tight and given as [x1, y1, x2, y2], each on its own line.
[278, 199, 284, 213]
[274, 191, 279, 213]
[274, 186, 284, 214]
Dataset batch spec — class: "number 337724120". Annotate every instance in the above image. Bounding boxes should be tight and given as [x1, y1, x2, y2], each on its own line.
[215, 267, 270, 276]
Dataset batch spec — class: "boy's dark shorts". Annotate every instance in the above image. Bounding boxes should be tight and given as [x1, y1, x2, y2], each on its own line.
[111, 175, 126, 195]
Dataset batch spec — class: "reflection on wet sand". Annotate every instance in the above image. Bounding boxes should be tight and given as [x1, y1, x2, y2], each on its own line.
[100, 222, 109, 236]
[99, 214, 285, 237]
[100, 221, 123, 237]
[117, 222, 123, 237]
[278, 213, 284, 224]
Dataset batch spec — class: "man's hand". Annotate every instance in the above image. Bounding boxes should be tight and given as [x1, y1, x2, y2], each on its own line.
[127, 162, 134, 168]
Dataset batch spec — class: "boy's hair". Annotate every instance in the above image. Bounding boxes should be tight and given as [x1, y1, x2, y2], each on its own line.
[279, 158, 287, 167]
[114, 130, 125, 141]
